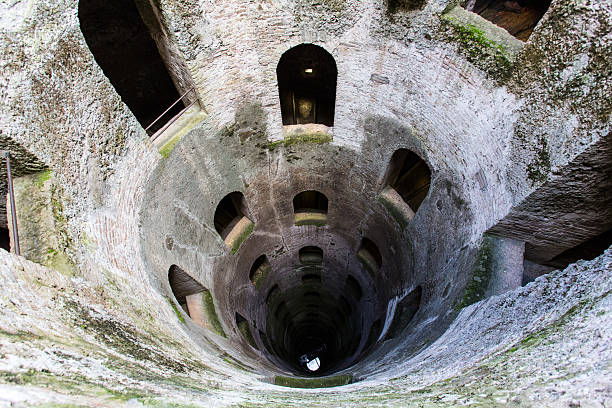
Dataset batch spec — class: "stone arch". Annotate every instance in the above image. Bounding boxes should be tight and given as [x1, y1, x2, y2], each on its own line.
[379, 149, 431, 227]
[357, 237, 382, 277]
[78, 0, 184, 134]
[276, 44, 337, 127]
[299, 246, 324, 265]
[168, 265, 225, 336]
[214, 192, 253, 251]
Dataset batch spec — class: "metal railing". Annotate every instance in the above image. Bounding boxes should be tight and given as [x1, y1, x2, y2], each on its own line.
[145, 88, 202, 142]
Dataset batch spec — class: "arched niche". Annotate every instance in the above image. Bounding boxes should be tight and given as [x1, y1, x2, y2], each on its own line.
[78, 0, 184, 134]
[379, 149, 431, 228]
[276, 44, 337, 127]
[466, 0, 552, 41]
[249, 255, 271, 289]
[357, 237, 382, 278]
[299, 246, 324, 265]
[168, 265, 225, 336]
[236, 313, 258, 350]
[293, 190, 328, 227]
[214, 192, 254, 253]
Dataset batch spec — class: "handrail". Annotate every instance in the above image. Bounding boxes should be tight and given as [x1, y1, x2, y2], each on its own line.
[4, 151, 20, 255]
[144, 87, 198, 133]
[150, 98, 199, 142]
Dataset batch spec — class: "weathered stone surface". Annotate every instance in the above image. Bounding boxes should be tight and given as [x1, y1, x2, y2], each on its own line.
[0, 0, 609, 405]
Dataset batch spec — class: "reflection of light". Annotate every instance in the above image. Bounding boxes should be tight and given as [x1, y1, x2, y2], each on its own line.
[306, 357, 320, 371]
[304, 68, 313, 74]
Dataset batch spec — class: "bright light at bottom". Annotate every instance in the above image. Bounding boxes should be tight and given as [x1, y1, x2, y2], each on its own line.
[304, 68, 313, 74]
[306, 357, 321, 371]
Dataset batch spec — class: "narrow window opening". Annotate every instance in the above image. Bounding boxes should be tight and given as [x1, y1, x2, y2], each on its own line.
[236, 313, 258, 350]
[277, 44, 337, 127]
[78, 0, 184, 134]
[168, 265, 205, 316]
[385, 286, 422, 340]
[293, 190, 328, 227]
[380, 149, 431, 227]
[465, 0, 552, 41]
[357, 238, 382, 277]
[266, 285, 281, 305]
[302, 274, 322, 284]
[168, 265, 225, 336]
[214, 192, 253, 252]
[299, 246, 324, 265]
[249, 255, 271, 288]
[345, 275, 363, 301]
[0, 227, 10, 251]
[385, 149, 431, 212]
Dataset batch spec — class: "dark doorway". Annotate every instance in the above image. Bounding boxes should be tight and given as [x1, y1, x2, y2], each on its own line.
[79, 0, 184, 133]
[293, 191, 328, 214]
[384, 149, 431, 213]
[277, 44, 337, 127]
[0, 227, 10, 251]
[214, 192, 249, 240]
[468, 0, 552, 41]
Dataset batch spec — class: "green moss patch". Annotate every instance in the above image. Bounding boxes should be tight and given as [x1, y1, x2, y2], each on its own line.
[230, 221, 254, 254]
[294, 212, 327, 227]
[159, 134, 181, 159]
[250, 263, 271, 289]
[265, 133, 332, 151]
[35, 170, 52, 188]
[440, 7, 522, 81]
[273, 374, 353, 388]
[454, 236, 493, 311]
[202, 290, 225, 337]
[237, 320, 258, 350]
[167, 297, 185, 323]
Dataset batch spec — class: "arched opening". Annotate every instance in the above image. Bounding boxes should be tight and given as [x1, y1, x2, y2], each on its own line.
[276, 44, 337, 127]
[214, 192, 253, 252]
[293, 190, 328, 227]
[249, 255, 271, 289]
[299, 246, 324, 265]
[379, 149, 431, 227]
[78, 0, 184, 134]
[465, 0, 552, 41]
[236, 313, 258, 350]
[385, 286, 422, 340]
[0, 227, 10, 251]
[168, 265, 225, 336]
[357, 238, 382, 277]
[345, 275, 363, 301]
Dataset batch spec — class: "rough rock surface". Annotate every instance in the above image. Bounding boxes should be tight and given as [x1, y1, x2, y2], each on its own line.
[0, 0, 610, 405]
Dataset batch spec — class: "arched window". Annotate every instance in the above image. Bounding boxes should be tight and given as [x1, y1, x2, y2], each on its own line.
[345, 275, 363, 301]
[299, 246, 324, 265]
[249, 255, 271, 288]
[293, 190, 328, 227]
[466, 0, 551, 41]
[79, 0, 185, 134]
[277, 44, 337, 127]
[168, 265, 225, 336]
[379, 149, 431, 227]
[235, 313, 258, 350]
[357, 237, 382, 277]
[214, 192, 253, 253]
